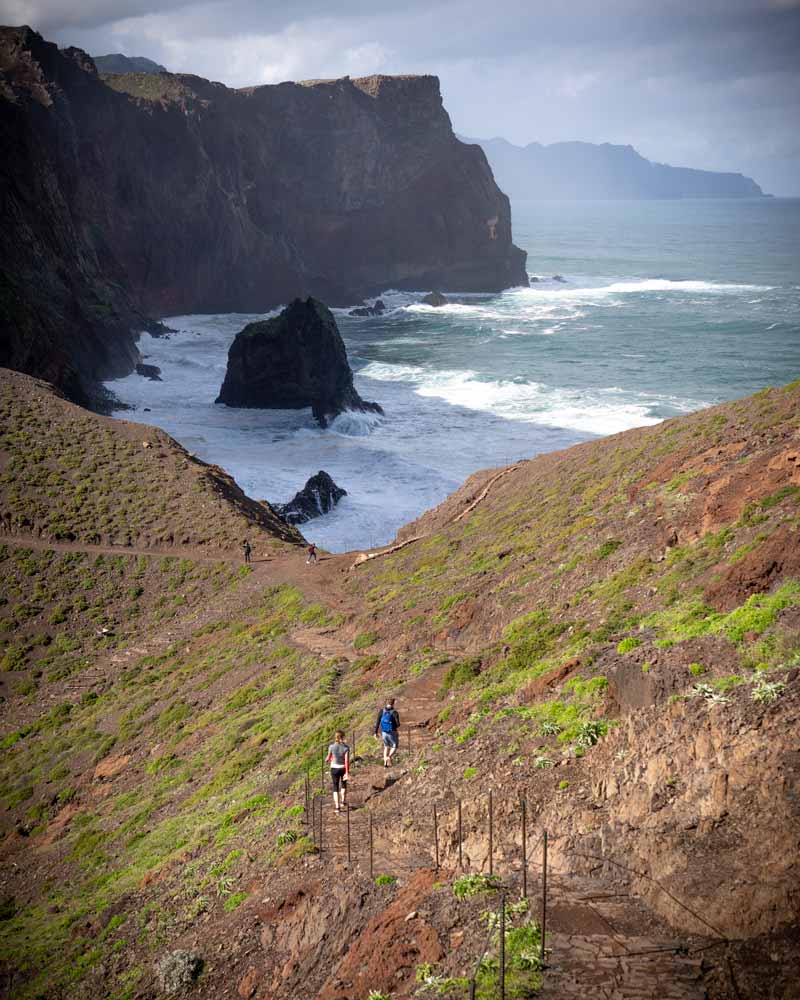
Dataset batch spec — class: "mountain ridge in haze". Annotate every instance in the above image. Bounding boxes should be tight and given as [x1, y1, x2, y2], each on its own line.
[464, 135, 766, 199]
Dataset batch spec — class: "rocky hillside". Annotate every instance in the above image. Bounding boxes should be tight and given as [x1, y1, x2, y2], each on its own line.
[1, 373, 798, 999]
[0, 27, 527, 404]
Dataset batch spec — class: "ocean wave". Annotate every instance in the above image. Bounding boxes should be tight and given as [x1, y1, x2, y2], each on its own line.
[514, 278, 772, 301]
[358, 361, 691, 435]
[327, 409, 384, 437]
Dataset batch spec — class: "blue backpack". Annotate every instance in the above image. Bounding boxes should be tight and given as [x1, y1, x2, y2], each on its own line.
[380, 708, 395, 733]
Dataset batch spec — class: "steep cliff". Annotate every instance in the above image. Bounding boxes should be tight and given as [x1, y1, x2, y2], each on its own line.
[0, 27, 527, 403]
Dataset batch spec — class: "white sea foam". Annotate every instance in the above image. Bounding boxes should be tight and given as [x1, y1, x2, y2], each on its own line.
[357, 361, 692, 435]
[327, 409, 384, 437]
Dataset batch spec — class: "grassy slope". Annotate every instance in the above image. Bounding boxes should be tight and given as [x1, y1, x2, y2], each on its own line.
[0, 372, 799, 998]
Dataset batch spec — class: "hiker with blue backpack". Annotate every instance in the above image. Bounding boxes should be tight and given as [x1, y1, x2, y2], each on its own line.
[374, 697, 400, 767]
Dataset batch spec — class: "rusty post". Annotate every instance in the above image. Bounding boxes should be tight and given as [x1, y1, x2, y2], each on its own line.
[321, 744, 325, 793]
[457, 798, 463, 869]
[319, 793, 324, 854]
[433, 803, 439, 872]
[369, 814, 374, 879]
[469, 982, 476, 1000]
[499, 889, 506, 1000]
[346, 803, 352, 864]
[310, 795, 316, 847]
[540, 830, 548, 968]
[488, 790, 494, 876]
[521, 797, 527, 899]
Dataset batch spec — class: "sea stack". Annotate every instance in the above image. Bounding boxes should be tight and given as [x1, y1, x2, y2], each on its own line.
[216, 297, 383, 428]
[276, 471, 347, 525]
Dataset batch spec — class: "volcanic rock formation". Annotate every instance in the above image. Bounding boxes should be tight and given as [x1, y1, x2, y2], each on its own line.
[0, 27, 527, 404]
[276, 471, 348, 525]
[216, 298, 383, 428]
[421, 291, 448, 306]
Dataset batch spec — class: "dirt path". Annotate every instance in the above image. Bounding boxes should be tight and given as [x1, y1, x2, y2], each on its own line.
[0, 530, 356, 610]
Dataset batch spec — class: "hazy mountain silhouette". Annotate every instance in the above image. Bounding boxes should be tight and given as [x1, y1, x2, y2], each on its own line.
[464, 136, 765, 199]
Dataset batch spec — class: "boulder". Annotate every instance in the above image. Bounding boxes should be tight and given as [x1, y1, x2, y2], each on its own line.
[421, 291, 448, 307]
[349, 299, 386, 317]
[215, 298, 383, 428]
[135, 363, 162, 381]
[552, 274, 567, 283]
[276, 471, 347, 525]
[154, 951, 203, 993]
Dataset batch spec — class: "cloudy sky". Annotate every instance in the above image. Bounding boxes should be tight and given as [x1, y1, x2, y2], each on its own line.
[4, 0, 799, 193]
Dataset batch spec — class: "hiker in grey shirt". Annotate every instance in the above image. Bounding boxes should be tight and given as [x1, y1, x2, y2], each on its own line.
[325, 730, 350, 813]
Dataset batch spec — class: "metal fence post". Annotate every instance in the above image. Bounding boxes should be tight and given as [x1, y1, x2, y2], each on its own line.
[369, 813, 374, 879]
[346, 803, 351, 864]
[521, 798, 527, 899]
[311, 795, 317, 848]
[352, 730, 356, 758]
[458, 798, 463, 869]
[540, 830, 548, 968]
[319, 793, 324, 854]
[433, 803, 439, 872]
[488, 790, 494, 876]
[500, 889, 506, 1000]
[320, 745, 324, 793]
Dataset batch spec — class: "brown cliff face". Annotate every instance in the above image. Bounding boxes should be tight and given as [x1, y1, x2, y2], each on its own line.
[0, 27, 527, 403]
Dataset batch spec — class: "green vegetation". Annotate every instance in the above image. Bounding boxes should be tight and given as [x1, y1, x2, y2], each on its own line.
[616, 637, 641, 654]
[452, 873, 501, 899]
[645, 580, 800, 647]
[374, 874, 397, 887]
[462, 766, 478, 780]
[354, 631, 378, 650]
[440, 657, 482, 694]
[752, 679, 786, 704]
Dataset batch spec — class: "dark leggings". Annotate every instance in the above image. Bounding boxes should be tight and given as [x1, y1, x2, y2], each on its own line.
[330, 767, 346, 793]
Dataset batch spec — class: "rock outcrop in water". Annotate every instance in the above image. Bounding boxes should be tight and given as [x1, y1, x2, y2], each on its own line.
[276, 471, 347, 525]
[349, 300, 386, 318]
[0, 27, 528, 404]
[421, 291, 448, 307]
[216, 298, 383, 428]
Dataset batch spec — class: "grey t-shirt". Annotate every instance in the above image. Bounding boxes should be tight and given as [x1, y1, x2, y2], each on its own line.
[328, 741, 349, 768]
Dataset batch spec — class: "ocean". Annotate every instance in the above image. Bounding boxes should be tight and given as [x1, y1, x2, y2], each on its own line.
[107, 198, 800, 552]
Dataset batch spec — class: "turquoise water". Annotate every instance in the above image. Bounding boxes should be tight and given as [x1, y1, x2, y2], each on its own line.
[111, 198, 800, 551]
[348, 198, 800, 418]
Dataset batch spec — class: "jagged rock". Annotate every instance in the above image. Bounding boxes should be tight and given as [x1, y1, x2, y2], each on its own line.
[276, 471, 347, 525]
[154, 951, 203, 993]
[552, 274, 567, 283]
[349, 299, 386, 317]
[421, 291, 448, 307]
[216, 298, 383, 428]
[136, 363, 162, 381]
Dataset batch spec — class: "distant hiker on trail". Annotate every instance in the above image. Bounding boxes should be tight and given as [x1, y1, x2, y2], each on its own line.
[374, 697, 400, 767]
[307, 543, 317, 565]
[326, 730, 350, 813]
[242, 540, 252, 564]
